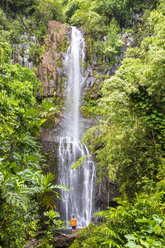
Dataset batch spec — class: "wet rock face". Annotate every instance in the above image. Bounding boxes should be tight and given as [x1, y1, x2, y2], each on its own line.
[40, 119, 62, 212]
[122, 32, 134, 48]
[94, 173, 118, 211]
[38, 21, 69, 97]
[11, 35, 36, 69]
[11, 21, 69, 98]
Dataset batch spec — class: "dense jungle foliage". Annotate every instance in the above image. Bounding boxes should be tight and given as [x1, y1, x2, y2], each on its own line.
[0, 42, 69, 247]
[0, 2, 68, 246]
[0, 0, 165, 247]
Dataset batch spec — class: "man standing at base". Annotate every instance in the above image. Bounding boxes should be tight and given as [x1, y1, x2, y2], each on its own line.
[71, 216, 77, 234]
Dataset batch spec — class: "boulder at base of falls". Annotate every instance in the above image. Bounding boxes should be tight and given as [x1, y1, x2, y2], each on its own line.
[24, 232, 78, 248]
[53, 233, 78, 247]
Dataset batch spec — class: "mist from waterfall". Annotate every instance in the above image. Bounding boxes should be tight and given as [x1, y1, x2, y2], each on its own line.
[58, 27, 96, 227]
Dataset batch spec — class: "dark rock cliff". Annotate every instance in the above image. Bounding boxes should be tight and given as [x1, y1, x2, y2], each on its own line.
[37, 21, 69, 97]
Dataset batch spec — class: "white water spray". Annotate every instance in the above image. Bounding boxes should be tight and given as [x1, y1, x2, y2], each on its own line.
[58, 27, 96, 227]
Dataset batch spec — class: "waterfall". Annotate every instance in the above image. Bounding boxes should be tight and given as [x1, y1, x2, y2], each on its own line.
[58, 27, 96, 227]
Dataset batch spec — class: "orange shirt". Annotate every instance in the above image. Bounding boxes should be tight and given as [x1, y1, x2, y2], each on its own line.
[71, 218, 77, 226]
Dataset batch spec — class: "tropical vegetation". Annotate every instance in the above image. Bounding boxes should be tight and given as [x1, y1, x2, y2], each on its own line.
[0, 34, 68, 248]
[0, 0, 164, 247]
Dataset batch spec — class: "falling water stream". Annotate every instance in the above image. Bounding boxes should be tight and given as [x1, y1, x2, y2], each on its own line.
[58, 27, 96, 227]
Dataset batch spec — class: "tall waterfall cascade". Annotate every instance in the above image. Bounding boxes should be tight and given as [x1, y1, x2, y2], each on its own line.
[58, 27, 96, 227]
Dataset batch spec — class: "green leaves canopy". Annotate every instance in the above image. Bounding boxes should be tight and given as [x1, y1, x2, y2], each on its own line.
[82, 1, 165, 195]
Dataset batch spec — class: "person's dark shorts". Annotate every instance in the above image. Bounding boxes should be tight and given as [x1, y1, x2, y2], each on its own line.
[72, 226, 76, 229]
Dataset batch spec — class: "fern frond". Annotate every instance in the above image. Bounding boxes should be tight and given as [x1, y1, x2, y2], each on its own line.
[100, 226, 123, 242]
[43, 172, 55, 187]
[41, 193, 56, 209]
[102, 239, 121, 248]
[28, 187, 43, 194]
[51, 184, 70, 192]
